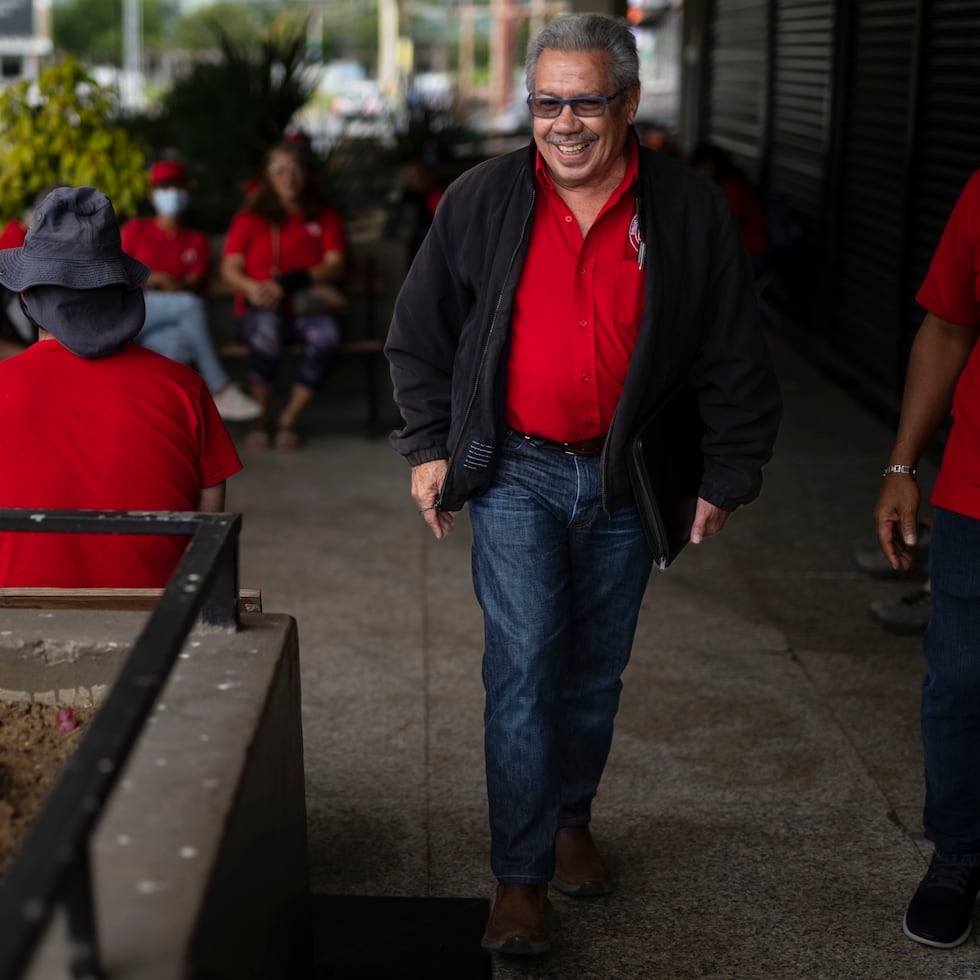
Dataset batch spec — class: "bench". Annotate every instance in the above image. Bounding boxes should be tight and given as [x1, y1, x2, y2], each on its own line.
[206, 237, 402, 436]
[0, 586, 263, 613]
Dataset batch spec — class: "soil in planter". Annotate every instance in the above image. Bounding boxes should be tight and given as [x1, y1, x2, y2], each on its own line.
[0, 701, 92, 877]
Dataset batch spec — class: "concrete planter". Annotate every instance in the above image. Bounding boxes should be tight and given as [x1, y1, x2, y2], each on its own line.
[0, 609, 309, 980]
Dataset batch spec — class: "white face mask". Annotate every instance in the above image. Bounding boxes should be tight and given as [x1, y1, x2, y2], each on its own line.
[152, 187, 189, 216]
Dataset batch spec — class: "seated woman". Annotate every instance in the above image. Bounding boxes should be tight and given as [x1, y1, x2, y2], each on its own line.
[0, 190, 50, 351]
[122, 160, 262, 422]
[219, 141, 349, 449]
[0, 216, 29, 356]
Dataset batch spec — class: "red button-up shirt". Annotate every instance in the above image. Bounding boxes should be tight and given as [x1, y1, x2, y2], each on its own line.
[505, 140, 646, 443]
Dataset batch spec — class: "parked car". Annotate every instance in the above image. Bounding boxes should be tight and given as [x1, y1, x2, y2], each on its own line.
[318, 60, 387, 118]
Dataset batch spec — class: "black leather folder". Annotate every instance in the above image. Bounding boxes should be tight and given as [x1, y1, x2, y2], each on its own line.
[627, 383, 706, 570]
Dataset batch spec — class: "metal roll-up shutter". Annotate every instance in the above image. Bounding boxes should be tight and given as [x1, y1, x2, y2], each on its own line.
[833, 0, 918, 391]
[905, 0, 980, 351]
[769, 0, 834, 221]
[706, 0, 770, 178]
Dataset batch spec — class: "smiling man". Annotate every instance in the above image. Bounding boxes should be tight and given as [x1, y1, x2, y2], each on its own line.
[385, 13, 782, 956]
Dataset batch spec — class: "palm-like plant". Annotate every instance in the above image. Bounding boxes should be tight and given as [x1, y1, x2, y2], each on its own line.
[149, 20, 319, 227]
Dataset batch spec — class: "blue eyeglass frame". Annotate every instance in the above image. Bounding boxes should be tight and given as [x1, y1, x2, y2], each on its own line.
[526, 87, 629, 118]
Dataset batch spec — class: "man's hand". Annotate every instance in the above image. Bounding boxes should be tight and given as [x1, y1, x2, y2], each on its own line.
[411, 459, 454, 539]
[689, 497, 730, 544]
[873, 475, 921, 571]
[147, 271, 181, 293]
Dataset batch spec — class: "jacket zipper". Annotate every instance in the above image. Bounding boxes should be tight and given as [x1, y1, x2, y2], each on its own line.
[438, 186, 537, 509]
[600, 179, 647, 514]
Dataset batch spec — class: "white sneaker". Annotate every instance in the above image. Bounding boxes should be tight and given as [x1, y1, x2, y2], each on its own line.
[212, 384, 263, 422]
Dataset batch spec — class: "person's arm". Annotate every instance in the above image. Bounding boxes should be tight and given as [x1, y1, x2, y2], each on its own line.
[198, 482, 226, 512]
[386, 181, 470, 464]
[219, 252, 283, 310]
[874, 312, 979, 569]
[181, 269, 207, 293]
[145, 269, 182, 292]
[275, 250, 347, 299]
[307, 249, 346, 284]
[180, 235, 210, 294]
[685, 176, 783, 516]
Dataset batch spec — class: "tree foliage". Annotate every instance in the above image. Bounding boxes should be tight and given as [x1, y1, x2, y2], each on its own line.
[54, 0, 167, 66]
[0, 57, 148, 220]
[173, 1, 276, 52]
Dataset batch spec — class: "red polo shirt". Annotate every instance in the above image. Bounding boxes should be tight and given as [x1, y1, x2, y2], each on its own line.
[505, 140, 645, 443]
[121, 218, 210, 281]
[223, 209, 347, 316]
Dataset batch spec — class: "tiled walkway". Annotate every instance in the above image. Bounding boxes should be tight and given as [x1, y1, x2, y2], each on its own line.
[229, 332, 976, 978]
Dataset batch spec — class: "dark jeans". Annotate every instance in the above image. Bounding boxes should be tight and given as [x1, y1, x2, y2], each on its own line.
[922, 505, 980, 864]
[235, 309, 341, 390]
[468, 431, 653, 883]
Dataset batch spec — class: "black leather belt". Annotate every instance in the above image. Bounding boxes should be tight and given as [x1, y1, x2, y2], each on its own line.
[508, 429, 607, 457]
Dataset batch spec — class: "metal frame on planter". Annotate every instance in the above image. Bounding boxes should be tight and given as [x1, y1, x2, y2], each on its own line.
[0, 509, 242, 980]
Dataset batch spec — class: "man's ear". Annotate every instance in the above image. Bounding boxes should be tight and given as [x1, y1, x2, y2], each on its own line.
[626, 86, 641, 125]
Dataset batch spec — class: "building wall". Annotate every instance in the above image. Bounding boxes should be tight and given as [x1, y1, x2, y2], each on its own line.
[693, 0, 980, 409]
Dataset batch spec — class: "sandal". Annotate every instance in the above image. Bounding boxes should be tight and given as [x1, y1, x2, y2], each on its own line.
[245, 426, 271, 450]
[274, 424, 301, 450]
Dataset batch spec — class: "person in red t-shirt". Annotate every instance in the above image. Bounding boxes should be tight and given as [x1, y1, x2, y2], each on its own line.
[874, 169, 980, 949]
[690, 142, 771, 279]
[1, 205, 35, 354]
[121, 160, 261, 422]
[0, 216, 26, 248]
[220, 140, 348, 449]
[0, 219, 26, 355]
[0, 186, 242, 588]
[387, 158, 446, 259]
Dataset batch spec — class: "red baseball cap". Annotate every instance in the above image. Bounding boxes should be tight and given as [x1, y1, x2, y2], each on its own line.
[149, 160, 188, 185]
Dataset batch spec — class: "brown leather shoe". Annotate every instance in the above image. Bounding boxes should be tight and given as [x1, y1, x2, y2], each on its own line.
[553, 825, 613, 896]
[480, 883, 551, 955]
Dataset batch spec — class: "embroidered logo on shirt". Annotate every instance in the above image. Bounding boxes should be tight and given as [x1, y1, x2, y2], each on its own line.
[628, 214, 643, 255]
[305, 222, 322, 237]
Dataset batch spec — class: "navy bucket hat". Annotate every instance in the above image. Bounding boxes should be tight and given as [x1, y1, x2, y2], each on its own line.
[0, 186, 150, 358]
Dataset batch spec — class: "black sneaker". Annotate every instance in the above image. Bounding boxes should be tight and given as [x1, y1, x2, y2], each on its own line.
[903, 854, 980, 948]
[869, 587, 931, 635]
[854, 525, 931, 580]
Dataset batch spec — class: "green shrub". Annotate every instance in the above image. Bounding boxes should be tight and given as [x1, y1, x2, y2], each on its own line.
[0, 57, 148, 220]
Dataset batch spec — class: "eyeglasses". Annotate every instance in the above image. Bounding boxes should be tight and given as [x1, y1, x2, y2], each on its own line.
[526, 88, 628, 119]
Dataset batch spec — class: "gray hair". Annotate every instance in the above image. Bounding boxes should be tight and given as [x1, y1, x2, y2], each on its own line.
[525, 13, 640, 94]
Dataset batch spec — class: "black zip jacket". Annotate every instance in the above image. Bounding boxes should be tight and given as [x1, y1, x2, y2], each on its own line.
[385, 136, 782, 514]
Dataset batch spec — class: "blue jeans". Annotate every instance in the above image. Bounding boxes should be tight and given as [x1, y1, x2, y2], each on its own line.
[922, 506, 980, 865]
[135, 291, 229, 393]
[468, 431, 653, 883]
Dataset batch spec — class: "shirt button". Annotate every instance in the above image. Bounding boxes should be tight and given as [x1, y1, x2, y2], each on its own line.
[565, 215, 573, 223]
[579, 320, 587, 327]
[582, 374, 590, 381]
[580, 267, 587, 274]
